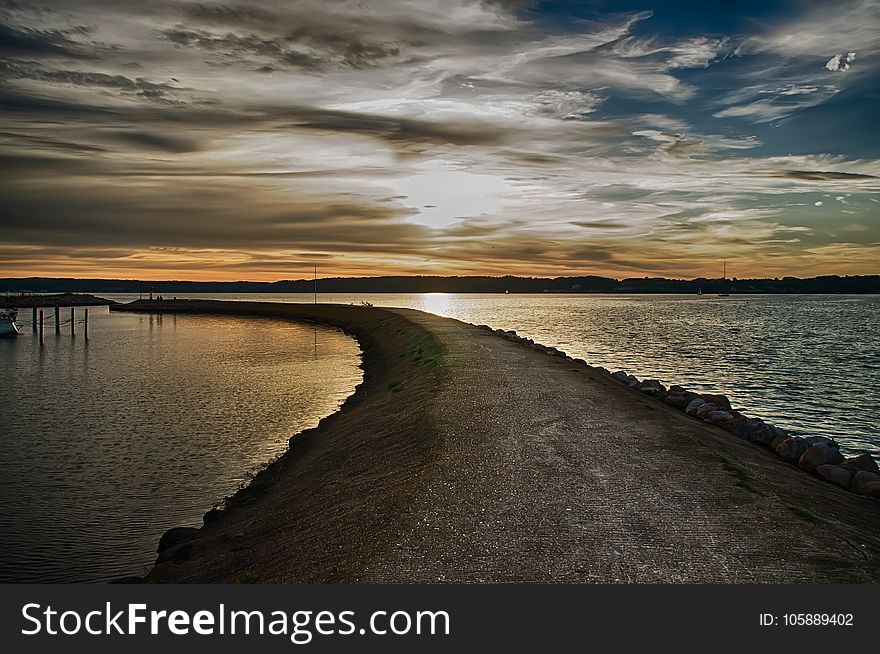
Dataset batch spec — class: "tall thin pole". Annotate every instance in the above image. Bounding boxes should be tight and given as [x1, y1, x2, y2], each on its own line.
[55, 306, 60, 334]
[32, 306, 37, 332]
[39, 309, 44, 347]
[84, 308, 89, 341]
[314, 264, 317, 304]
[70, 307, 75, 337]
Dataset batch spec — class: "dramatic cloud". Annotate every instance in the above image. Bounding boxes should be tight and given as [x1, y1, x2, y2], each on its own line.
[825, 52, 857, 72]
[0, 0, 878, 280]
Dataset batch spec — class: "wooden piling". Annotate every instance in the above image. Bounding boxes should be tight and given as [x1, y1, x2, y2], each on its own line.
[70, 307, 75, 337]
[84, 308, 89, 340]
[39, 309, 44, 346]
[55, 306, 60, 333]
[32, 306, 37, 332]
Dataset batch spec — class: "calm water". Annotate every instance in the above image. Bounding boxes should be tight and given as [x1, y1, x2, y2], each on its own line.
[2, 293, 877, 582]
[105, 292, 880, 456]
[0, 308, 361, 582]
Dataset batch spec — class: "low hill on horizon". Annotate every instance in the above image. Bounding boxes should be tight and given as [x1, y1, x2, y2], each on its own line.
[2, 274, 879, 295]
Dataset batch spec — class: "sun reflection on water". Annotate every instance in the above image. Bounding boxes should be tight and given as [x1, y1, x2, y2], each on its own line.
[418, 292, 453, 317]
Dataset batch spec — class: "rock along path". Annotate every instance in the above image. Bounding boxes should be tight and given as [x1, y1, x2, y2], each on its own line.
[113, 300, 880, 583]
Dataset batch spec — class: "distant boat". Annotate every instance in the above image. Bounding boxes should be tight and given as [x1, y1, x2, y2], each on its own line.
[0, 308, 21, 337]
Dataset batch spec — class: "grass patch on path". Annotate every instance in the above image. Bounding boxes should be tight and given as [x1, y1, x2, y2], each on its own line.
[788, 505, 818, 524]
[720, 456, 764, 496]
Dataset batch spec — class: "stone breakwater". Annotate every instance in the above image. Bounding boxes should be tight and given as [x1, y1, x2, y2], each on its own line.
[483, 326, 880, 500]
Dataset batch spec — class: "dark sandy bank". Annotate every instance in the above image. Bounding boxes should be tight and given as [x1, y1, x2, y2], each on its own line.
[112, 300, 880, 583]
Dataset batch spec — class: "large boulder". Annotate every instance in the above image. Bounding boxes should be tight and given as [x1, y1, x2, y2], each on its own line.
[815, 465, 852, 489]
[700, 393, 732, 411]
[157, 526, 201, 554]
[704, 410, 735, 429]
[611, 371, 640, 387]
[769, 428, 791, 450]
[860, 480, 880, 499]
[748, 422, 777, 446]
[685, 398, 706, 416]
[695, 402, 720, 419]
[750, 422, 788, 447]
[637, 379, 666, 397]
[775, 437, 809, 463]
[664, 394, 691, 411]
[851, 470, 880, 494]
[840, 454, 880, 476]
[732, 417, 762, 439]
[668, 385, 688, 394]
[799, 443, 844, 473]
[155, 542, 193, 564]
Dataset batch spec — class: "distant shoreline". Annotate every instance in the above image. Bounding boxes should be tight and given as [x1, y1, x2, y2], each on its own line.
[111, 299, 880, 583]
[5, 273, 880, 295]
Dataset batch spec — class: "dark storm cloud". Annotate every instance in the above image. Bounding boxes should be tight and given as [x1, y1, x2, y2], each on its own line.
[183, 2, 278, 26]
[0, 79, 510, 152]
[160, 26, 402, 72]
[273, 106, 509, 148]
[0, 86, 120, 119]
[1, 178, 422, 251]
[0, 130, 109, 153]
[0, 61, 187, 103]
[0, 20, 95, 58]
[572, 220, 627, 230]
[775, 170, 878, 181]
[161, 28, 324, 71]
[102, 129, 202, 153]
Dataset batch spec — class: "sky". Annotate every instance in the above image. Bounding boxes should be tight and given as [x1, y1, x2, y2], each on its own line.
[1, 0, 878, 281]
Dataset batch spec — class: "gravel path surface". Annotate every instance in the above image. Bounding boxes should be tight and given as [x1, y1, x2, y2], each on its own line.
[114, 301, 880, 583]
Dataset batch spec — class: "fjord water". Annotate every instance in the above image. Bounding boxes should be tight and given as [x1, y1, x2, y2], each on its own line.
[0, 309, 361, 582]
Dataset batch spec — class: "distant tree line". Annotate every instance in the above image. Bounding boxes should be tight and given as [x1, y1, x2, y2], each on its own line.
[2, 274, 879, 294]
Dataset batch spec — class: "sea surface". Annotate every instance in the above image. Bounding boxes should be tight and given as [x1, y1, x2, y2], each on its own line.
[0, 309, 362, 582]
[1, 292, 878, 582]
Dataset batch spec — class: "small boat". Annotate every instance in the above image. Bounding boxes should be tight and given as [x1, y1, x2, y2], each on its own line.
[0, 308, 21, 337]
